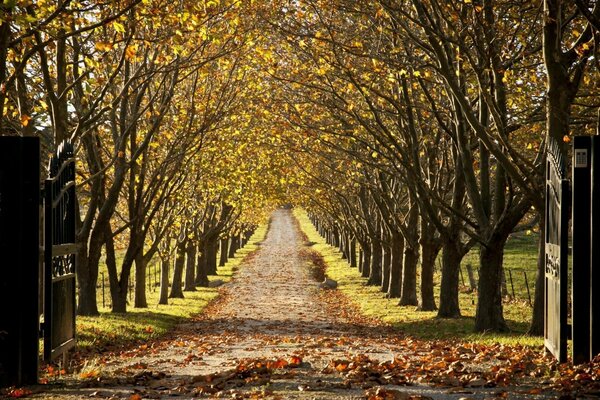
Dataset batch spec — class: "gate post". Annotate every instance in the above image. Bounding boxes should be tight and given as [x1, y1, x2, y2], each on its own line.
[572, 136, 592, 364]
[591, 136, 600, 359]
[0, 137, 40, 387]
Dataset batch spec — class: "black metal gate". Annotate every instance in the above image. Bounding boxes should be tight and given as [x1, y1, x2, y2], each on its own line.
[0, 137, 41, 386]
[43, 141, 77, 361]
[544, 138, 570, 363]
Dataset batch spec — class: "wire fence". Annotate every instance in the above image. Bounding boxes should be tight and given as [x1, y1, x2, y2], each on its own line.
[457, 263, 534, 306]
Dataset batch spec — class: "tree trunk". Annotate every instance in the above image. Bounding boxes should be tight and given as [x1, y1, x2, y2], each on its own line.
[438, 239, 462, 318]
[350, 237, 357, 268]
[105, 226, 128, 313]
[111, 289, 128, 313]
[368, 239, 383, 286]
[158, 257, 170, 305]
[219, 237, 228, 266]
[134, 251, 148, 308]
[207, 237, 218, 275]
[475, 239, 509, 332]
[333, 227, 340, 248]
[184, 242, 197, 291]
[466, 264, 477, 290]
[195, 241, 210, 287]
[399, 245, 418, 306]
[229, 234, 239, 258]
[169, 240, 185, 298]
[76, 242, 101, 316]
[381, 243, 392, 294]
[340, 232, 347, 259]
[77, 276, 99, 316]
[361, 243, 371, 278]
[388, 232, 404, 298]
[358, 247, 364, 273]
[419, 240, 438, 311]
[528, 220, 545, 335]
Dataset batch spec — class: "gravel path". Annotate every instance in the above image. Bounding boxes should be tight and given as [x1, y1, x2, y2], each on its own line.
[28, 209, 561, 400]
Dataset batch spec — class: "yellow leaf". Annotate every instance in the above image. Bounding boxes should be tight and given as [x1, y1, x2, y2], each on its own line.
[20, 114, 31, 127]
[113, 21, 126, 33]
[125, 45, 136, 60]
[95, 41, 113, 51]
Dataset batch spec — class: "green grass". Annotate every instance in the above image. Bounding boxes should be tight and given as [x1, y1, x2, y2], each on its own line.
[75, 225, 268, 353]
[461, 231, 539, 303]
[294, 209, 543, 347]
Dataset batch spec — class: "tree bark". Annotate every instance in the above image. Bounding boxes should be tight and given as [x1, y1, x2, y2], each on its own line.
[399, 245, 418, 306]
[358, 248, 363, 273]
[134, 251, 148, 308]
[229, 234, 239, 258]
[475, 238, 509, 332]
[419, 239, 438, 311]
[184, 242, 197, 291]
[207, 237, 219, 275]
[349, 237, 357, 268]
[381, 243, 392, 294]
[158, 257, 170, 305]
[77, 274, 99, 316]
[361, 241, 372, 279]
[169, 240, 186, 298]
[368, 238, 383, 286]
[219, 237, 229, 266]
[340, 231, 347, 259]
[77, 223, 106, 315]
[195, 240, 210, 287]
[388, 232, 404, 298]
[438, 239, 462, 318]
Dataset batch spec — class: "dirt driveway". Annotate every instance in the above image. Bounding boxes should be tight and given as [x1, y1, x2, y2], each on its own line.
[27, 209, 568, 399]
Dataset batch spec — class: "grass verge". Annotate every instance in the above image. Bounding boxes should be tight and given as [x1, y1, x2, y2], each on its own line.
[293, 209, 543, 347]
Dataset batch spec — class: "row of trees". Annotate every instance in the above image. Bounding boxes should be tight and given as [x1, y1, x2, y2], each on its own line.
[3, 0, 600, 332]
[1, 0, 290, 315]
[262, 0, 600, 333]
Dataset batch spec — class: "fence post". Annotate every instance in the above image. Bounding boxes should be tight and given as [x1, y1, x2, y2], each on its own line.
[508, 269, 515, 298]
[523, 270, 532, 306]
[101, 272, 105, 308]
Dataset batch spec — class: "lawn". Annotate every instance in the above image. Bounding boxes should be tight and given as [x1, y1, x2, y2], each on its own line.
[294, 209, 543, 347]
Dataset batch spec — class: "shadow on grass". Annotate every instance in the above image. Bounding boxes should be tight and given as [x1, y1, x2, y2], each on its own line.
[389, 315, 533, 342]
